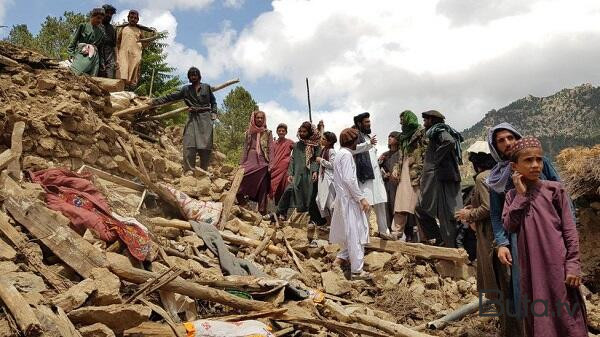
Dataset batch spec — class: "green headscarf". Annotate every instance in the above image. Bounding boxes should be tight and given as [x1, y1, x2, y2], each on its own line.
[397, 110, 420, 151]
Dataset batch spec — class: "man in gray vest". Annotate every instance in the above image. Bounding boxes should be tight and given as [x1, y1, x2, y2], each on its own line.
[151, 67, 217, 172]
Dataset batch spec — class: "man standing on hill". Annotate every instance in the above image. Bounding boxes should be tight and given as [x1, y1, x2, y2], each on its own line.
[116, 10, 157, 87]
[151, 67, 217, 172]
[415, 110, 463, 248]
[352, 112, 391, 239]
[99, 4, 117, 78]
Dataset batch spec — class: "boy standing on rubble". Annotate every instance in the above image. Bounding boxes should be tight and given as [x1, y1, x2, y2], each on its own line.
[503, 137, 587, 337]
[151, 67, 217, 172]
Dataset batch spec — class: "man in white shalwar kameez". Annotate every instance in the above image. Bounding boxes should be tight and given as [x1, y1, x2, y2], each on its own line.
[329, 128, 373, 280]
[351, 113, 391, 238]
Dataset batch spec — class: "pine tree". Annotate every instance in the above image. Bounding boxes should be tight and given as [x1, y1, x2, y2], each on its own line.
[134, 31, 182, 98]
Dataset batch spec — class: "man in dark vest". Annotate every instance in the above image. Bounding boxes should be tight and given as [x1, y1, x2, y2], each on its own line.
[415, 110, 463, 247]
[352, 113, 391, 239]
[99, 4, 117, 78]
[151, 67, 217, 172]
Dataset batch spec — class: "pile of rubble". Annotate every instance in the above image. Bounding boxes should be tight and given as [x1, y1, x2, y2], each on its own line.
[1, 42, 598, 336]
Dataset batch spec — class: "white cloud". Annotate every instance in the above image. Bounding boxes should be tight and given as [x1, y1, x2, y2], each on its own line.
[223, 0, 245, 9]
[115, 0, 600, 141]
[0, 0, 14, 25]
[117, 0, 214, 12]
[199, 0, 600, 139]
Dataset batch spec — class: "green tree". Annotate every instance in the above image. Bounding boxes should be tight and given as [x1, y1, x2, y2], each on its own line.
[135, 31, 182, 98]
[7, 24, 36, 50]
[214, 86, 259, 164]
[36, 11, 86, 59]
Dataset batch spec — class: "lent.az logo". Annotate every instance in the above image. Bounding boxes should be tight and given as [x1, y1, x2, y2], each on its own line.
[478, 290, 581, 318]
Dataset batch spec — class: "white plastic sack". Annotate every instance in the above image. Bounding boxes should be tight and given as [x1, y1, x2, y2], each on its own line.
[183, 320, 274, 337]
[110, 91, 137, 111]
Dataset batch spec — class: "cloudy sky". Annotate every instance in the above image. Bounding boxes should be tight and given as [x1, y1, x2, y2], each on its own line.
[2, 0, 600, 148]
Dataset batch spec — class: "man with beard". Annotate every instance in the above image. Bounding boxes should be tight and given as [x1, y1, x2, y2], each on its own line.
[487, 122, 566, 336]
[415, 110, 463, 248]
[352, 113, 391, 239]
[276, 122, 321, 221]
[151, 67, 217, 172]
[116, 10, 157, 87]
[99, 4, 117, 78]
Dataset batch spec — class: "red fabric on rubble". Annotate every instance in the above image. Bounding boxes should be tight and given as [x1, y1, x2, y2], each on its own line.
[29, 168, 151, 261]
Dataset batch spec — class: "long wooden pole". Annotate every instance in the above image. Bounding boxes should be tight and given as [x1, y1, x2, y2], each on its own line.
[109, 262, 272, 311]
[148, 67, 156, 97]
[306, 77, 312, 123]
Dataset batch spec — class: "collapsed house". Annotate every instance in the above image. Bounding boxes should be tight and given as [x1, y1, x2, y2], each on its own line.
[0, 41, 598, 337]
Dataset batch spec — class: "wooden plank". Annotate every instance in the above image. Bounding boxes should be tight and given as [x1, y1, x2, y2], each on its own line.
[0, 278, 42, 336]
[0, 54, 20, 67]
[218, 167, 244, 230]
[0, 211, 72, 291]
[124, 322, 184, 337]
[7, 121, 25, 179]
[0, 238, 16, 261]
[280, 316, 389, 337]
[4, 198, 108, 278]
[78, 164, 145, 192]
[0, 149, 15, 170]
[283, 234, 306, 274]
[109, 262, 273, 311]
[366, 237, 469, 263]
[351, 312, 436, 337]
[89, 77, 125, 92]
[116, 137, 136, 168]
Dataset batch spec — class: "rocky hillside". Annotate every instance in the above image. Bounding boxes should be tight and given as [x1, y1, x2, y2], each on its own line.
[461, 83, 600, 160]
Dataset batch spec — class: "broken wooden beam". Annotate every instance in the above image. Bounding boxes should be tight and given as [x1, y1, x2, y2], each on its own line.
[7, 121, 25, 179]
[0, 54, 20, 67]
[366, 237, 469, 263]
[351, 312, 435, 337]
[0, 211, 72, 291]
[280, 316, 389, 337]
[89, 77, 125, 92]
[0, 149, 16, 170]
[148, 217, 287, 256]
[78, 164, 145, 192]
[4, 197, 108, 278]
[219, 167, 245, 230]
[109, 262, 273, 311]
[0, 278, 43, 336]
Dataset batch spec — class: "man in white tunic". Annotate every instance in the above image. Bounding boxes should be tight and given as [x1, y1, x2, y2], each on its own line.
[330, 128, 372, 280]
[351, 113, 391, 238]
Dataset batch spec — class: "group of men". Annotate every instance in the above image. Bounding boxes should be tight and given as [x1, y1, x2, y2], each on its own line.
[68, 5, 157, 87]
[145, 61, 586, 336]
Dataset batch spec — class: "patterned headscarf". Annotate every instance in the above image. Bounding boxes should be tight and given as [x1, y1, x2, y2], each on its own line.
[397, 110, 420, 151]
[510, 136, 542, 159]
[247, 110, 267, 153]
[298, 121, 320, 168]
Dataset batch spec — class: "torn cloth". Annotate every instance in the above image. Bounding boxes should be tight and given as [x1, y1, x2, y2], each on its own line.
[160, 183, 222, 226]
[29, 168, 151, 261]
[190, 220, 263, 277]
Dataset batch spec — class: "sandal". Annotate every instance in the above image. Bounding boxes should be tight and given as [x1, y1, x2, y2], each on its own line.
[351, 271, 374, 281]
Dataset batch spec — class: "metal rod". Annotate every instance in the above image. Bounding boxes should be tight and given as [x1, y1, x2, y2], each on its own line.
[306, 77, 312, 123]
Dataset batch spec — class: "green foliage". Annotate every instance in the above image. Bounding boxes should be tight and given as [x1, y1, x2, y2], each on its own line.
[37, 11, 87, 59]
[7, 24, 36, 49]
[214, 86, 259, 164]
[134, 31, 182, 98]
[7, 12, 87, 59]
